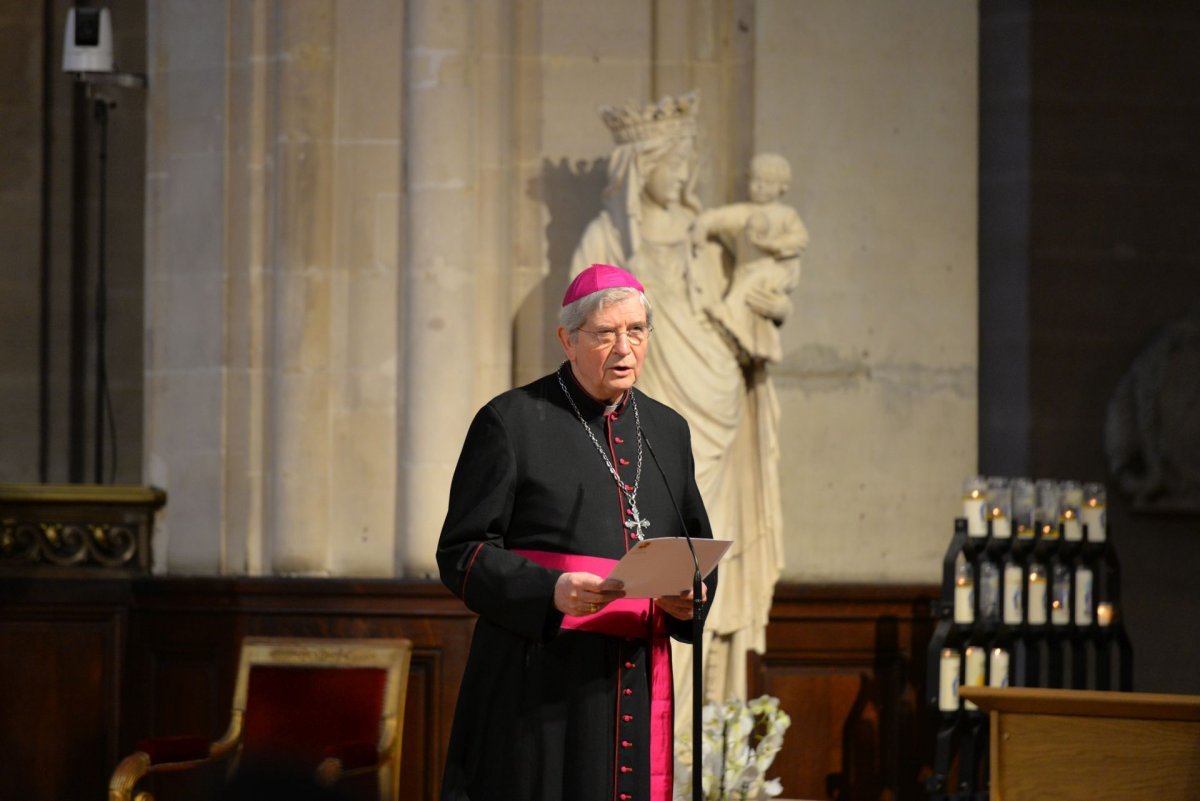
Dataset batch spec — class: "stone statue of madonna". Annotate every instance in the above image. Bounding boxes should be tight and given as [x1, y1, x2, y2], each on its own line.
[571, 92, 789, 726]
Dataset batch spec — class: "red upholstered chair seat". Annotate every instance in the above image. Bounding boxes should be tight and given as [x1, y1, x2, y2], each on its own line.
[109, 637, 412, 801]
[240, 665, 388, 771]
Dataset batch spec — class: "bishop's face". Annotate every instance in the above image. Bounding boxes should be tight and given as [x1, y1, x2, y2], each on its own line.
[557, 295, 649, 404]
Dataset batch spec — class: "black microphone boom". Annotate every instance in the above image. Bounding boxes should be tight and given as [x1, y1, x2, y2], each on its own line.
[642, 431, 706, 801]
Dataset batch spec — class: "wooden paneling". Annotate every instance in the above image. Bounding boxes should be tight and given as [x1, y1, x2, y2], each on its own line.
[0, 579, 129, 801]
[121, 577, 475, 801]
[0, 577, 936, 801]
[750, 584, 938, 801]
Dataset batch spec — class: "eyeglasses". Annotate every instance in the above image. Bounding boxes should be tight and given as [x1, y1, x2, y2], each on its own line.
[576, 324, 653, 347]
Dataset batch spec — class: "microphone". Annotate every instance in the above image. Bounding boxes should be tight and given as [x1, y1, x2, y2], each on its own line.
[642, 433, 704, 595]
[641, 429, 707, 801]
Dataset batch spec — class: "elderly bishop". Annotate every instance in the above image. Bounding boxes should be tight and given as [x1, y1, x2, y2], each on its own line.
[437, 263, 717, 801]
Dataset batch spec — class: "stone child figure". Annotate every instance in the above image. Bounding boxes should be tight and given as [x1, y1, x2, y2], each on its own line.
[693, 153, 809, 364]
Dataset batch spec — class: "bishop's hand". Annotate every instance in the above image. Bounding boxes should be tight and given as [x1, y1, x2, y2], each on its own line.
[655, 583, 708, 620]
[555, 571, 625, 616]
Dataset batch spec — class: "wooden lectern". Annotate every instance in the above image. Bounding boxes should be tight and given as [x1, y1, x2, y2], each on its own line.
[960, 686, 1200, 801]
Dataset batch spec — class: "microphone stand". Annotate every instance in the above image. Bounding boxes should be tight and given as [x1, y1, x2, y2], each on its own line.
[92, 89, 110, 483]
[72, 72, 147, 483]
[643, 433, 706, 801]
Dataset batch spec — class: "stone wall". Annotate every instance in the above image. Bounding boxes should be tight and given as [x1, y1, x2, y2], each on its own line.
[0, 2, 46, 482]
[7, 0, 980, 583]
[757, 0, 978, 581]
[518, 0, 980, 583]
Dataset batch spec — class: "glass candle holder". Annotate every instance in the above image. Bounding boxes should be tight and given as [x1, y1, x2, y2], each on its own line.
[988, 647, 1010, 688]
[963, 646, 985, 711]
[954, 555, 975, 625]
[979, 560, 1000, 624]
[1051, 563, 1071, 625]
[1027, 561, 1048, 625]
[1013, 478, 1035, 538]
[963, 475, 988, 538]
[1035, 478, 1059, 532]
[1082, 482, 1107, 542]
[987, 477, 1012, 539]
[1003, 561, 1024, 624]
[1059, 480, 1084, 542]
[939, 648, 961, 712]
[1075, 564, 1094, 625]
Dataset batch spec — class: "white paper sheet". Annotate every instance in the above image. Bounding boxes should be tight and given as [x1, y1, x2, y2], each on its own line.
[606, 537, 732, 598]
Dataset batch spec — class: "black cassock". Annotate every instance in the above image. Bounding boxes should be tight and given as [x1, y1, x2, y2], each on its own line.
[436, 363, 716, 801]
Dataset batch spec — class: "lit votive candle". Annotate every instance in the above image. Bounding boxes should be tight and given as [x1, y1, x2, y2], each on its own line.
[1097, 602, 1114, 627]
[1060, 481, 1084, 542]
[964, 476, 988, 538]
[1081, 483, 1106, 542]
[954, 575, 975, 625]
[988, 647, 1010, 688]
[1027, 565, 1048, 625]
[990, 509, 1011, 539]
[939, 648, 962, 712]
[1013, 478, 1035, 536]
[963, 646, 986, 711]
[987, 477, 1012, 539]
[1035, 478, 1059, 537]
[1051, 564, 1071, 625]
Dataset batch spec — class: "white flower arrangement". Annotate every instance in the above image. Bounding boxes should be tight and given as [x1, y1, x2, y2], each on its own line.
[674, 695, 792, 801]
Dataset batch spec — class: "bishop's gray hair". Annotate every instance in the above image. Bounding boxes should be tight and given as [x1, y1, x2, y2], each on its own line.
[559, 286, 654, 337]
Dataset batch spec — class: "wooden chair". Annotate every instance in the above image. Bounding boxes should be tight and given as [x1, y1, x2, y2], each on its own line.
[109, 636, 412, 801]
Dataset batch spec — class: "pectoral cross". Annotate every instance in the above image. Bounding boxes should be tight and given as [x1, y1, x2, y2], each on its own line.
[624, 503, 650, 541]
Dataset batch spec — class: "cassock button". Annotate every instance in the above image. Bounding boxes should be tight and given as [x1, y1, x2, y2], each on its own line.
[624, 483, 634, 491]
[623, 688, 633, 696]
[620, 794, 632, 800]
[619, 457, 630, 466]
[622, 714, 634, 722]
[614, 436, 624, 444]
[620, 765, 633, 774]
[621, 740, 633, 748]
[625, 661, 635, 669]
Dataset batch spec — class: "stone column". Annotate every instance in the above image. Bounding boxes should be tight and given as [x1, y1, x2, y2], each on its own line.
[398, 0, 480, 577]
[264, 1, 338, 575]
[144, 0, 233, 574]
[147, 0, 404, 577]
[221, 0, 274, 575]
[327, 1, 404, 576]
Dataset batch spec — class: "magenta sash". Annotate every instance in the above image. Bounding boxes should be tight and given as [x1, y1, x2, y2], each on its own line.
[514, 549, 674, 801]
